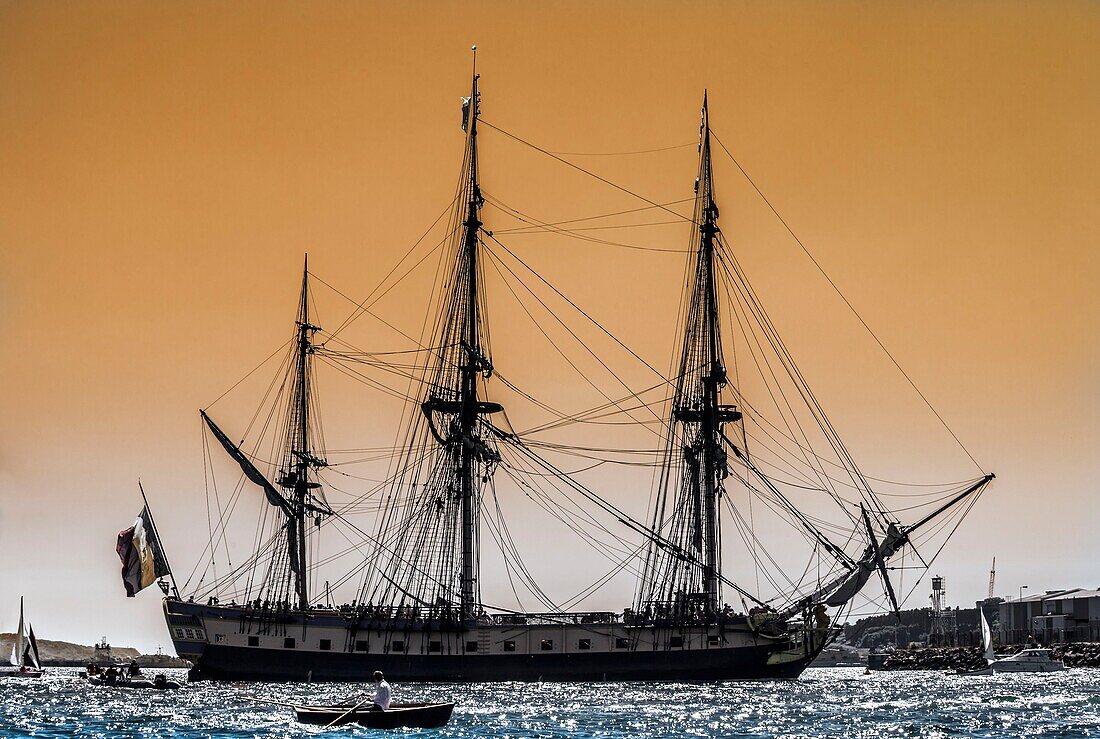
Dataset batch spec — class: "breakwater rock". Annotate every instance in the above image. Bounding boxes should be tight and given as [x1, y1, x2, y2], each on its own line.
[1052, 643, 1100, 667]
[880, 646, 987, 671]
[876, 643, 1100, 670]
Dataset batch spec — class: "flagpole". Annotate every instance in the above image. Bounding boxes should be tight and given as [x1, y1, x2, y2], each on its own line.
[138, 480, 180, 599]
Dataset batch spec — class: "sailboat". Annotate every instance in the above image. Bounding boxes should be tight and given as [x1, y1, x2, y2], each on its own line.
[160, 63, 995, 682]
[957, 607, 995, 675]
[1, 597, 43, 678]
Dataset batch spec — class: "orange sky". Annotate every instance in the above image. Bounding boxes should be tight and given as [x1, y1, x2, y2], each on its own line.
[1, 1, 1097, 651]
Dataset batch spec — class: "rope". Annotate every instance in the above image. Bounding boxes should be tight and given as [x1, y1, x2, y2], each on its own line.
[710, 130, 984, 473]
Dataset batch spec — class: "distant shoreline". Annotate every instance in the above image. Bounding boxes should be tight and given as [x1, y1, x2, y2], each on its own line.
[0, 632, 190, 668]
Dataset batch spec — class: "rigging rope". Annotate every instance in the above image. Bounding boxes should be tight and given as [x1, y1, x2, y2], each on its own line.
[710, 130, 984, 474]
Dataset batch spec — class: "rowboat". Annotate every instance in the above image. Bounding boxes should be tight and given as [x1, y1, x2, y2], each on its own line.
[293, 702, 454, 729]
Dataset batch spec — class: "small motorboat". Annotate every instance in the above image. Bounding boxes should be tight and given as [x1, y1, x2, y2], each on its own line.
[293, 701, 454, 729]
[956, 666, 993, 676]
[992, 647, 1066, 673]
[87, 674, 182, 689]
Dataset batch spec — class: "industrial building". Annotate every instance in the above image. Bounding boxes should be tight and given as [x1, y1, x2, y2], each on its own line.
[999, 588, 1100, 645]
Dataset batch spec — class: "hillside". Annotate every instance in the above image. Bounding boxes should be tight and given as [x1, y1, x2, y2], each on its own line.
[1, 633, 141, 664]
[841, 607, 982, 648]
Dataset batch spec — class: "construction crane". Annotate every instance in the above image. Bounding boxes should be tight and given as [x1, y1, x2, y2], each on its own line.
[987, 556, 997, 599]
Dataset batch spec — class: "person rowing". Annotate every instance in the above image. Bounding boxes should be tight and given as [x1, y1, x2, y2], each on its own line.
[370, 670, 391, 711]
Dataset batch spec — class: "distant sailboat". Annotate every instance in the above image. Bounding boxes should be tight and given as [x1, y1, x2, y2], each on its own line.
[1, 597, 43, 678]
[958, 608, 995, 675]
[981, 608, 995, 664]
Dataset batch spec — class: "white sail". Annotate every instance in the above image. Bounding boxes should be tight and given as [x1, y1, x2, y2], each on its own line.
[9, 596, 25, 667]
[981, 608, 995, 663]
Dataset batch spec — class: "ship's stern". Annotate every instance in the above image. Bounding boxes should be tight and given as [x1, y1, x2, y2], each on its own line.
[162, 598, 210, 675]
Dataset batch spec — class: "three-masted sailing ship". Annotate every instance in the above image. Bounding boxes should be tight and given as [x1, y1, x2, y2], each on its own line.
[160, 66, 994, 681]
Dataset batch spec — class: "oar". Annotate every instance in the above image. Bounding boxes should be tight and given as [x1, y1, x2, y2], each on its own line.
[324, 695, 372, 729]
[240, 697, 302, 708]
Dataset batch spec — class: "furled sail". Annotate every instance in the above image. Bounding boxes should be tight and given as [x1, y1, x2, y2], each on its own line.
[825, 522, 906, 607]
[201, 410, 293, 516]
[201, 410, 306, 606]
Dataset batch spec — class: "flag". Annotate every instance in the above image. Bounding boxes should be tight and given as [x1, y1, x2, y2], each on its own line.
[116, 505, 170, 597]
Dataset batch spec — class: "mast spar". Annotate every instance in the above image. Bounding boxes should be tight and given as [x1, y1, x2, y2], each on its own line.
[459, 69, 483, 618]
[639, 92, 743, 620]
[282, 257, 325, 609]
[199, 259, 330, 609]
[403, 60, 503, 620]
[696, 92, 727, 615]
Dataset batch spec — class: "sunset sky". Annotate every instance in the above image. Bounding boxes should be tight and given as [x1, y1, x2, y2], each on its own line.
[1, 1, 1097, 652]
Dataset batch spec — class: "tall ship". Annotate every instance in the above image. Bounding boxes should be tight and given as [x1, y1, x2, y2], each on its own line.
[159, 63, 994, 681]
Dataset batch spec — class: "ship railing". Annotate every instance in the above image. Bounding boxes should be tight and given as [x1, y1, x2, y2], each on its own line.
[626, 599, 748, 627]
[485, 611, 621, 626]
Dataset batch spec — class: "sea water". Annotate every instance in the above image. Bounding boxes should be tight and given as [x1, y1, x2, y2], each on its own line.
[2, 667, 1100, 738]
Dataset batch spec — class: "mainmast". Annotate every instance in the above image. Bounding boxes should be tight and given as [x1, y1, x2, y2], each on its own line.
[691, 92, 737, 615]
[458, 68, 484, 618]
[408, 58, 501, 620]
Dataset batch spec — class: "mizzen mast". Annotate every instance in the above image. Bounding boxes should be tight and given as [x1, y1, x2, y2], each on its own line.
[278, 257, 327, 609]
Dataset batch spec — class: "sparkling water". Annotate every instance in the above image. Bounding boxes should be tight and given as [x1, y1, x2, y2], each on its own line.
[3, 667, 1100, 737]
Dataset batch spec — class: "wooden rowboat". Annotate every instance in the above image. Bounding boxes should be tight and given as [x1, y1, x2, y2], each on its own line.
[293, 702, 454, 729]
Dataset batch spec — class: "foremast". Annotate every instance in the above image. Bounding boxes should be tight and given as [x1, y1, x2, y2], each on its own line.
[638, 93, 742, 621]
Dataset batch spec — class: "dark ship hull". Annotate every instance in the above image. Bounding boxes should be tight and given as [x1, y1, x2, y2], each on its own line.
[166, 599, 827, 682]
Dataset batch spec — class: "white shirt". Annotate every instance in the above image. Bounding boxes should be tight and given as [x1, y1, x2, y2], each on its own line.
[374, 679, 392, 710]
